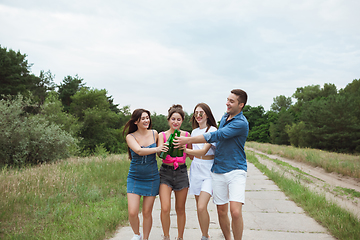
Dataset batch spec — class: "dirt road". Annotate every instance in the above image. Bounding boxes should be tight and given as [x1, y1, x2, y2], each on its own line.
[246, 147, 360, 219]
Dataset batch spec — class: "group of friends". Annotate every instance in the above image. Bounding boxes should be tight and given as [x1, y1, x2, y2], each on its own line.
[123, 89, 249, 240]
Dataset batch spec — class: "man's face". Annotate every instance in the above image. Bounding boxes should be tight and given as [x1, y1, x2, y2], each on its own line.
[226, 93, 244, 116]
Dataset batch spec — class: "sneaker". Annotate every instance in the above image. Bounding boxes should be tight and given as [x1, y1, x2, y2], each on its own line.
[162, 236, 170, 240]
[175, 238, 183, 240]
[131, 234, 142, 240]
[201, 236, 210, 240]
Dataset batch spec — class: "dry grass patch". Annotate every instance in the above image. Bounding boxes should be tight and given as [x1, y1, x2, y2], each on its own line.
[246, 141, 360, 179]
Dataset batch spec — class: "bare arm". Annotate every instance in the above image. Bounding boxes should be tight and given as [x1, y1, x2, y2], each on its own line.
[174, 134, 207, 146]
[126, 134, 164, 156]
[184, 143, 212, 158]
[156, 131, 169, 157]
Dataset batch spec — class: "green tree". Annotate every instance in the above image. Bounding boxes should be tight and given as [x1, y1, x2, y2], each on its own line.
[243, 105, 273, 142]
[69, 88, 123, 153]
[57, 75, 86, 112]
[0, 46, 55, 105]
[286, 121, 308, 147]
[69, 88, 110, 120]
[152, 113, 169, 133]
[269, 110, 293, 145]
[299, 83, 360, 152]
[40, 91, 82, 136]
[270, 95, 292, 113]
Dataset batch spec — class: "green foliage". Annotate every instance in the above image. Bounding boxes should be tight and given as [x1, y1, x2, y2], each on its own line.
[0, 45, 55, 105]
[286, 121, 308, 147]
[57, 75, 87, 112]
[0, 95, 77, 166]
[299, 92, 360, 152]
[69, 88, 124, 153]
[152, 113, 168, 133]
[243, 105, 274, 143]
[40, 91, 82, 136]
[269, 110, 293, 145]
[181, 111, 193, 133]
[270, 95, 292, 113]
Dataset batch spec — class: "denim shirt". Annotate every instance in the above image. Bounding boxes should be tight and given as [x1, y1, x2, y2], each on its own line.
[203, 111, 249, 174]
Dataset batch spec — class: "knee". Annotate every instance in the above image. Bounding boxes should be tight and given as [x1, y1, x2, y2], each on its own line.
[161, 204, 171, 215]
[217, 207, 228, 217]
[230, 209, 242, 219]
[197, 204, 207, 214]
[175, 204, 186, 215]
[142, 208, 153, 219]
[128, 209, 138, 218]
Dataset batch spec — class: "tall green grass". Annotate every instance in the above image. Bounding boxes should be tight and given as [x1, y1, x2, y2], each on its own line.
[246, 150, 360, 240]
[246, 141, 360, 179]
[0, 154, 130, 240]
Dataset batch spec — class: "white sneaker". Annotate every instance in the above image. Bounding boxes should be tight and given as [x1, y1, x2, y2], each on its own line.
[131, 234, 142, 240]
[201, 236, 210, 240]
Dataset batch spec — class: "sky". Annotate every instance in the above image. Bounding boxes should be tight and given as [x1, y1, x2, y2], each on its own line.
[1, 0, 359, 121]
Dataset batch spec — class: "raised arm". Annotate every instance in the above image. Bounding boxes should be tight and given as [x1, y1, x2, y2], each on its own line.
[126, 133, 162, 156]
[174, 134, 207, 146]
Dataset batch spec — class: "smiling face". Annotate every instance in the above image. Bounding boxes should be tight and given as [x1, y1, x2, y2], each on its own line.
[194, 106, 207, 127]
[168, 112, 183, 130]
[226, 93, 244, 117]
[135, 112, 150, 130]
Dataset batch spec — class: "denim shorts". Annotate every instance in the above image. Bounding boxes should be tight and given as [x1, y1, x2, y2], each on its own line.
[159, 164, 189, 191]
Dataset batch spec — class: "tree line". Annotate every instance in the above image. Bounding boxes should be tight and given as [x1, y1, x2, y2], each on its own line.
[243, 80, 360, 153]
[1, 45, 359, 166]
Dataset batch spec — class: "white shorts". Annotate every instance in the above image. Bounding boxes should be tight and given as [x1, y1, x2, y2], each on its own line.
[211, 169, 247, 205]
[189, 158, 213, 196]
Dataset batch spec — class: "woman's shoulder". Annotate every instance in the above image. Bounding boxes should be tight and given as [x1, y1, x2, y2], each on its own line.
[209, 126, 217, 132]
[150, 129, 158, 134]
[180, 130, 190, 136]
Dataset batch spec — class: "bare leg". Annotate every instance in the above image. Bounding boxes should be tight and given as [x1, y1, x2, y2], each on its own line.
[230, 201, 243, 240]
[142, 196, 156, 239]
[174, 187, 188, 239]
[195, 191, 211, 238]
[127, 193, 141, 235]
[217, 203, 231, 240]
[159, 184, 172, 238]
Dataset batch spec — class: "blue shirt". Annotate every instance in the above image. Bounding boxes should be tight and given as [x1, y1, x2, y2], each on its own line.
[203, 111, 249, 173]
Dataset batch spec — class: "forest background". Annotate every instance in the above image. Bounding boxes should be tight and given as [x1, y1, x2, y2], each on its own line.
[1, 45, 359, 167]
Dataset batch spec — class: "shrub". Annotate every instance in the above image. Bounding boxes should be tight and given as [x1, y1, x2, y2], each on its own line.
[0, 95, 78, 166]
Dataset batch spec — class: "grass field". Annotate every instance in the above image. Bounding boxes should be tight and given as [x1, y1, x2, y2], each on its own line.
[0, 154, 130, 240]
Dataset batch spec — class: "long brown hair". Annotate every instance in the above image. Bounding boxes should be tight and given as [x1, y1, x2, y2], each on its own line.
[123, 109, 152, 159]
[191, 103, 217, 130]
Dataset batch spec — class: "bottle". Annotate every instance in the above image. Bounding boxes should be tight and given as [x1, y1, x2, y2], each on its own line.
[175, 129, 183, 157]
[168, 131, 177, 157]
[160, 132, 174, 159]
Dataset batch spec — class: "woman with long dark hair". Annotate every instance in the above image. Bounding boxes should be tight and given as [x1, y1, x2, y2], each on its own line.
[183, 103, 217, 240]
[123, 109, 165, 240]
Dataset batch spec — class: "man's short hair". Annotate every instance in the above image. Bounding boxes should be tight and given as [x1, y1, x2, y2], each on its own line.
[231, 89, 247, 107]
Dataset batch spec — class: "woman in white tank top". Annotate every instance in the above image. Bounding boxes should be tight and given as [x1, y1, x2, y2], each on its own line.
[182, 103, 217, 240]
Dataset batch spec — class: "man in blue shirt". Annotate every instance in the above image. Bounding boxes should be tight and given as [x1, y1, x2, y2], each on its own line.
[175, 89, 249, 240]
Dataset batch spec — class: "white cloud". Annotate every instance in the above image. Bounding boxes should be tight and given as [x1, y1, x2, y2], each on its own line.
[1, 0, 359, 122]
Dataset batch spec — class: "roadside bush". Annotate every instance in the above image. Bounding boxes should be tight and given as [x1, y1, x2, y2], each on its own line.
[0, 95, 78, 166]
